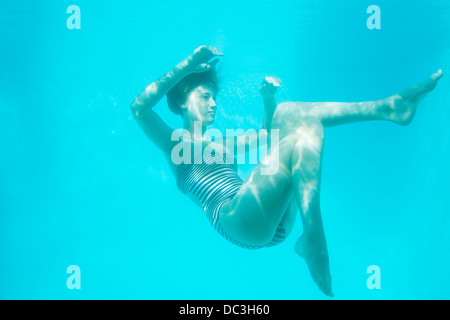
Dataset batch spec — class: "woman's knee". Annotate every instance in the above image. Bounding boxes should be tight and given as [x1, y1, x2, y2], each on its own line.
[294, 124, 324, 149]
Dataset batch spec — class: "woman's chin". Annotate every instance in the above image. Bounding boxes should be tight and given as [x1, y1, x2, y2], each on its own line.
[205, 117, 215, 126]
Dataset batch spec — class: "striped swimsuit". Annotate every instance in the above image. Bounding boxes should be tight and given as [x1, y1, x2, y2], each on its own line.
[175, 140, 286, 249]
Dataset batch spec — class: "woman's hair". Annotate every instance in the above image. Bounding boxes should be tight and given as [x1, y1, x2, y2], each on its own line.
[166, 68, 220, 116]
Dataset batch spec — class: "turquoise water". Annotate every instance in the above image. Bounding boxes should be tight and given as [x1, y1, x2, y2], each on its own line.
[1, 0, 449, 299]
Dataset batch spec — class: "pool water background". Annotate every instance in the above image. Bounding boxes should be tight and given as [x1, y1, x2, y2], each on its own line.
[0, 0, 449, 299]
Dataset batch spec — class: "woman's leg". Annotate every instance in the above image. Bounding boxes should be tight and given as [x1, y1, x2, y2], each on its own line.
[219, 122, 332, 296]
[272, 70, 443, 296]
[219, 134, 299, 247]
[273, 70, 443, 129]
[289, 120, 332, 297]
[219, 71, 442, 296]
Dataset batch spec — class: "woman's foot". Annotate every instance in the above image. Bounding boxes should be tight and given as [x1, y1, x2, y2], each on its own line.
[388, 70, 444, 125]
[295, 232, 333, 297]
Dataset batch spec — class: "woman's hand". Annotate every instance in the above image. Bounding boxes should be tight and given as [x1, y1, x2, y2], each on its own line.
[186, 45, 224, 74]
[260, 76, 281, 98]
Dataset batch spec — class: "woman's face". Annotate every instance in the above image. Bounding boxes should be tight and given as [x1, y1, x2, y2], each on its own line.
[182, 85, 217, 126]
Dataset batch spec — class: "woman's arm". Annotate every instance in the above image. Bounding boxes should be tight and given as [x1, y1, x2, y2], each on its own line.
[130, 61, 191, 116]
[227, 76, 281, 155]
[260, 76, 281, 150]
[260, 76, 281, 131]
[130, 46, 223, 156]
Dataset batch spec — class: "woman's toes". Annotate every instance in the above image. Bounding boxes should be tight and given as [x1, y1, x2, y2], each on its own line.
[433, 69, 444, 80]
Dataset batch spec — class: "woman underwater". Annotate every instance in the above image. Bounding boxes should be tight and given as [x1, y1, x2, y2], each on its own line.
[130, 45, 443, 297]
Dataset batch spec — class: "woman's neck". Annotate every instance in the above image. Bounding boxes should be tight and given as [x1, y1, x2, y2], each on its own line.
[183, 119, 208, 139]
